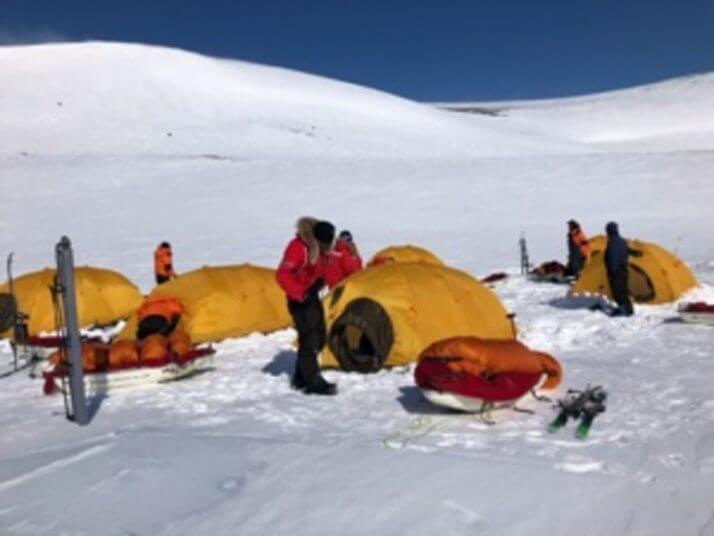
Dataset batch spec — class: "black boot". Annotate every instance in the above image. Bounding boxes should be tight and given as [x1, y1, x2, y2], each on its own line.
[291, 368, 307, 391]
[304, 375, 337, 396]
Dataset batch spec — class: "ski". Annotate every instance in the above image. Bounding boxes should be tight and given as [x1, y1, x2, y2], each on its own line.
[574, 389, 607, 438]
[547, 411, 569, 433]
[548, 386, 607, 439]
[575, 414, 596, 440]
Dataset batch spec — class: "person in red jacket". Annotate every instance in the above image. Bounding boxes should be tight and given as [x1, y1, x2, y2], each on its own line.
[276, 217, 337, 395]
[326, 230, 363, 288]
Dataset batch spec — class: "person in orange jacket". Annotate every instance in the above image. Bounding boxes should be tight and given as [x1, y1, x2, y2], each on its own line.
[136, 295, 183, 340]
[566, 220, 591, 277]
[154, 242, 177, 285]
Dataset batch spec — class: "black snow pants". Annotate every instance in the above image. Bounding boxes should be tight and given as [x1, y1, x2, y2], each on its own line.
[287, 289, 326, 385]
[607, 268, 633, 315]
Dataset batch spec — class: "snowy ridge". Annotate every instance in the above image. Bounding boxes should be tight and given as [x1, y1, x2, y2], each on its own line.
[0, 41, 567, 158]
[440, 73, 714, 148]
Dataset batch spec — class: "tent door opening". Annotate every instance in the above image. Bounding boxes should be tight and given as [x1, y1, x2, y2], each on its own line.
[328, 298, 394, 373]
[628, 264, 656, 302]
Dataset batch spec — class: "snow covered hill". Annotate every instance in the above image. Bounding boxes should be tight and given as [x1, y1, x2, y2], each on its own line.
[0, 41, 568, 158]
[1, 42, 714, 536]
[442, 73, 714, 150]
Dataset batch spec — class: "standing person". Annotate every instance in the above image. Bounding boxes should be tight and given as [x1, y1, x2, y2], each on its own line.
[154, 242, 177, 285]
[276, 217, 337, 395]
[566, 220, 591, 277]
[604, 221, 640, 317]
[326, 230, 363, 288]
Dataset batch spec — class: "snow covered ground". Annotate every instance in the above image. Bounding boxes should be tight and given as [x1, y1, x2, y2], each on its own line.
[1, 42, 714, 535]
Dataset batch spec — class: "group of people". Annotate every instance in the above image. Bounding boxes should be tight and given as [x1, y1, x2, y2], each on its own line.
[143, 217, 638, 398]
[148, 219, 362, 396]
[566, 219, 641, 318]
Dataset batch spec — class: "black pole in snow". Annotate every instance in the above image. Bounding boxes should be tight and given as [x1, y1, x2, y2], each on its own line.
[55, 237, 89, 425]
[519, 234, 530, 275]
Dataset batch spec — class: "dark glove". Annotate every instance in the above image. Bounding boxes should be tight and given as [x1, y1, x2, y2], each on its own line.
[313, 278, 325, 292]
[306, 278, 325, 300]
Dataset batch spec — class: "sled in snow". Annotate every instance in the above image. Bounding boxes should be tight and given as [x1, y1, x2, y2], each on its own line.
[678, 302, 714, 326]
[480, 272, 509, 285]
[414, 337, 562, 413]
[528, 261, 572, 284]
[42, 346, 215, 395]
[1, 334, 109, 379]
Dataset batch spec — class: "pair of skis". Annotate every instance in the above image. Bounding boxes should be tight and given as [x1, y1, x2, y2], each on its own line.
[548, 386, 607, 439]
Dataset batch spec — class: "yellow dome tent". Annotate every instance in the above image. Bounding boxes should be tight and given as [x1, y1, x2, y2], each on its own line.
[0, 266, 142, 337]
[571, 238, 697, 304]
[322, 262, 516, 372]
[368, 245, 444, 267]
[117, 264, 291, 343]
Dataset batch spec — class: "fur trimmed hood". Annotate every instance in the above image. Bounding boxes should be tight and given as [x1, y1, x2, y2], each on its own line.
[296, 217, 320, 263]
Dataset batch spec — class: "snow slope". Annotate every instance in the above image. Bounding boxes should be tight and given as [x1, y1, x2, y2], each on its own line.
[0, 42, 569, 158]
[1, 42, 714, 535]
[442, 73, 714, 150]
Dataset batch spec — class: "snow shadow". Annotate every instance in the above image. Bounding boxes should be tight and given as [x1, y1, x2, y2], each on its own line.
[396, 386, 450, 415]
[87, 393, 106, 423]
[52, 393, 106, 423]
[547, 295, 603, 310]
[660, 316, 691, 325]
[261, 350, 296, 379]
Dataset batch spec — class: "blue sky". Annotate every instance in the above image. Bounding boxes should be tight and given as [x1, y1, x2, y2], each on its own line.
[3, 0, 714, 101]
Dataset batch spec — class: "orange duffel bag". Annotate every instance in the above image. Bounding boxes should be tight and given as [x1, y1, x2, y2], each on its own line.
[140, 334, 169, 365]
[82, 342, 108, 372]
[169, 330, 192, 357]
[109, 340, 139, 368]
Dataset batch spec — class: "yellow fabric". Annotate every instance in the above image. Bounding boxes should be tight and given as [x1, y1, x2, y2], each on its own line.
[117, 264, 291, 343]
[0, 266, 142, 337]
[587, 235, 607, 254]
[321, 262, 515, 368]
[571, 239, 697, 304]
[368, 245, 444, 266]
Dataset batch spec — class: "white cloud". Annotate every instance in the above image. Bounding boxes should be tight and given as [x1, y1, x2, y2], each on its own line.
[0, 26, 67, 45]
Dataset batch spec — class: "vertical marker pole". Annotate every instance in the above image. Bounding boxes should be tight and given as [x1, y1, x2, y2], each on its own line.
[56, 237, 89, 425]
[519, 233, 530, 275]
[7, 252, 18, 372]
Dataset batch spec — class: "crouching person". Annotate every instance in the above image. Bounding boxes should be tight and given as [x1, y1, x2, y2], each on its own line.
[276, 217, 337, 395]
[136, 296, 183, 340]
